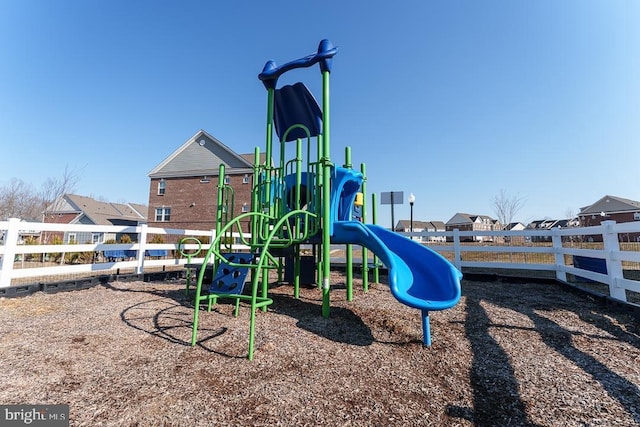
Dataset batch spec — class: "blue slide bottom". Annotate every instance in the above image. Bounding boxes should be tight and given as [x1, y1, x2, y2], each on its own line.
[331, 221, 462, 346]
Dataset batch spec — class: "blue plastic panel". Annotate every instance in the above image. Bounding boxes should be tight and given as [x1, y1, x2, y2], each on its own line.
[274, 82, 322, 142]
[209, 253, 253, 295]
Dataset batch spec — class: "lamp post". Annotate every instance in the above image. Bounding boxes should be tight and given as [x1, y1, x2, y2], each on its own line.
[408, 193, 415, 235]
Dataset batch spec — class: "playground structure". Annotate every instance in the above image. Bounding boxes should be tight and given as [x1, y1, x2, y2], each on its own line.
[189, 40, 462, 360]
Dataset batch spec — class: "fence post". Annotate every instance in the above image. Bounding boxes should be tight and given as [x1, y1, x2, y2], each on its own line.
[136, 223, 148, 275]
[602, 220, 625, 301]
[453, 228, 462, 271]
[551, 227, 566, 282]
[0, 218, 20, 288]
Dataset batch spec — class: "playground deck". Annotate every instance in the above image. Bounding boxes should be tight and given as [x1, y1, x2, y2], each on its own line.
[1, 274, 639, 426]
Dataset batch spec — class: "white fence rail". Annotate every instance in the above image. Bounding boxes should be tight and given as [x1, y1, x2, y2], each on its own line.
[1, 218, 639, 303]
[0, 218, 241, 288]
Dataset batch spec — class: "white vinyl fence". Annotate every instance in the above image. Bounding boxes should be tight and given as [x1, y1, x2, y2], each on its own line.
[0, 218, 223, 289]
[1, 218, 639, 303]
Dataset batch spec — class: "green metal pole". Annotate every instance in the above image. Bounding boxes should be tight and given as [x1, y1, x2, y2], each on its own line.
[295, 138, 303, 231]
[344, 146, 353, 301]
[294, 138, 304, 298]
[216, 164, 225, 237]
[314, 243, 320, 286]
[259, 89, 276, 312]
[316, 134, 324, 289]
[250, 147, 260, 285]
[321, 70, 332, 318]
[264, 88, 274, 218]
[372, 192, 380, 283]
[294, 247, 301, 299]
[215, 164, 226, 274]
[360, 163, 369, 292]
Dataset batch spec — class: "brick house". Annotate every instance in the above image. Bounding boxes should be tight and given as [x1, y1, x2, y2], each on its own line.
[147, 130, 261, 239]
[445, 213, 501, 242]
[577, 195, 640, 242]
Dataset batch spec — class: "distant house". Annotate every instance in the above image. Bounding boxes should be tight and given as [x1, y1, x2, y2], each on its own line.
[394, 220, 446, 242]
[525, 218, 575, 242]
[578, 195, 640, 226]
[147, 130, 262, 236]
[506, 222, 525, 231]
[395, 220, 429, 233]
[504, 222, 526, 244]
[429, 221, 447, 243]
[526, 219, 546, 231]
[445, 213, 501, 242]
[577, 195, 640, 242]
[43, 194, 147, 244]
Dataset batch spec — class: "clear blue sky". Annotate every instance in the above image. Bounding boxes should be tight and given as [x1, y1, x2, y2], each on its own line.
[2, 1, 639, 227]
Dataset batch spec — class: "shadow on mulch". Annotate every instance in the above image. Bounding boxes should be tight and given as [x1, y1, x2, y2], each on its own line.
[101, 281, 244, 357]
[106, 280, 375, 358]
[448, 282, 640, 426]
[268, 292, 375, 347]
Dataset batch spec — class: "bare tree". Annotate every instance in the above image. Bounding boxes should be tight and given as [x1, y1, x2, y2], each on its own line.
[493, 189, 526, 230]
[0, 179, 42, 220]
[39, 164, 83, 213]
[0, 165, 83, 221]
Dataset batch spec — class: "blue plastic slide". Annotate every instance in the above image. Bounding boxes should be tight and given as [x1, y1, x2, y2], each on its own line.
[332, 221, 462, 346]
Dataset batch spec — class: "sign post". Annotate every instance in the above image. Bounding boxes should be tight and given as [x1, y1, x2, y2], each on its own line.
[380, 191, 404, 231]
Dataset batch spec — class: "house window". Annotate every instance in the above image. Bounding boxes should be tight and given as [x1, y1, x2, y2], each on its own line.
[155, 207, 171, 222]
[224, 176, 231, 185]
[158, 180, 166, 195]
[242, 174, 249, 184]
[68, 233, 77, 244]
[221, 205, 228, 214]
[92, 233, 101, 244]
[200, 176, 210, 183]
[241, 203, 249, 213]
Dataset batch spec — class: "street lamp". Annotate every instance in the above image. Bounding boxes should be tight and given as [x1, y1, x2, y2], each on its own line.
[408, 193, 416, 234]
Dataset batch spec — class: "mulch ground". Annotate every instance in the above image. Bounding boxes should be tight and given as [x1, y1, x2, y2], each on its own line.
[1, 272, 640, 426]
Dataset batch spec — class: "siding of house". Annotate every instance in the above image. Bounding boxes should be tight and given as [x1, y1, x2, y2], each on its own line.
[146, 130, 260, 240]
